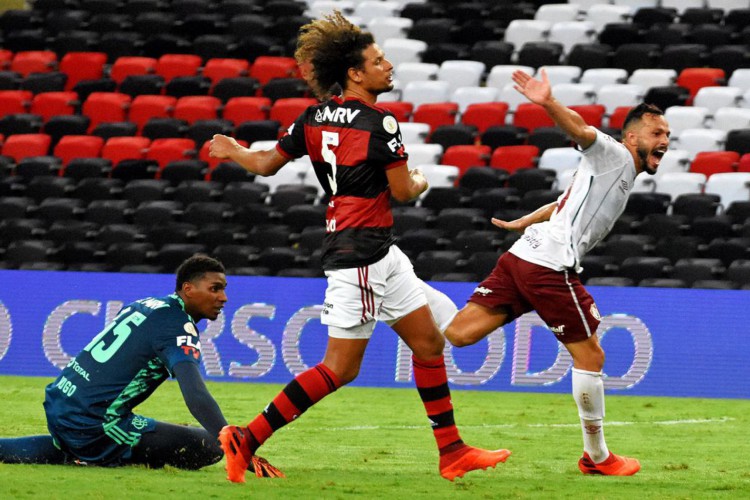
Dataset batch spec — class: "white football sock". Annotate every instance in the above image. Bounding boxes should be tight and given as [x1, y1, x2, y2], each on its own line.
[572, 367, 609, 463]
[417, 279, 458, 333]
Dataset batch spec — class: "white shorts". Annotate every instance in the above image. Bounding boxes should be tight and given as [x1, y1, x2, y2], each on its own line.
[322, 245, 428, 339]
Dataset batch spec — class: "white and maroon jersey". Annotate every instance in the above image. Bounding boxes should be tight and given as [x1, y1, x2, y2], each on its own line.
[510, 129, 637, 272]
[276, 96, 408, 270]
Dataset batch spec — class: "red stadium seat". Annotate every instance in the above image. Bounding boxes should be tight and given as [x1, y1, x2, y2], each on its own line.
[30, 91, 79, 121]
[1, 133, 51, 162]
[222, 96, 271, 124]
[461, 102, 508, 134]
[441, 145, 492, 179]
[173, 96, 222, 124]
[203, 58, 250, 85]
[689, 151, 739, 177]
[676, 67, 725, 103]
[377, 101, 414, 123]
[269, 97, 317, 132]
[738, 153, 750, 173]
[413, 102, 459, 133]
[146, 138, 196, 168]
[110, 56, 158, 85]
[489, 145, 539, 173]
[53, 135, 105, 166]
[11, 51, 57, 77]
[101, 136, 151, 166]
[59, 52, 107, 91]
[513, 103, 555, 134]
[570, 104, 606, 128]
[155, 54, 203, 83]
[82, 92, 131, 131]
[129, 95, 177, 132]
[0, 90, 33, 115]
[249, 56, 299, 85]
[607, 106, 632, 131]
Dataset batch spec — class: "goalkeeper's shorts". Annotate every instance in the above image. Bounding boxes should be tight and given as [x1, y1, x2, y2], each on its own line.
[46, 413, 156, 466]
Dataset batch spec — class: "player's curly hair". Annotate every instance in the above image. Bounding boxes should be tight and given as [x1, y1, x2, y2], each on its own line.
[175, 254, 225, 291]
[623, 103, 664, 132]
[295, 11, 374, 100]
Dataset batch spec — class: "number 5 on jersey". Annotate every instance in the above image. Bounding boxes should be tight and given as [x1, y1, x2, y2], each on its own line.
[321, 131, 339, 195]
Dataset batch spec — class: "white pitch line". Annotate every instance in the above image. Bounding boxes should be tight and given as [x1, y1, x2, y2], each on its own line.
[305, 417, 734, 432]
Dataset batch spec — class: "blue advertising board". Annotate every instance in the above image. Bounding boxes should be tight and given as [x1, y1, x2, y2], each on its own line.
[0, 270, 747, 398]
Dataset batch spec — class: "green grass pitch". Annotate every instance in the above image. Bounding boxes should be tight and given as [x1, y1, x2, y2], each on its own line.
[1, 375, 749, 499]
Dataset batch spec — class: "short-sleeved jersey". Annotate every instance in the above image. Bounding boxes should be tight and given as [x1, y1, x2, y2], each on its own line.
[510, 129, 637, 272]
[276, 96, 408, 270]
[44, 294, 202, 434]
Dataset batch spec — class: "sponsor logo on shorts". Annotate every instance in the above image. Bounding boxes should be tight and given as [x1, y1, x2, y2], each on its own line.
[590, 303, 601, 321]
[474, 286, 492, 296]
[322, 301, 334, 315]
[550, 325, 565, 334]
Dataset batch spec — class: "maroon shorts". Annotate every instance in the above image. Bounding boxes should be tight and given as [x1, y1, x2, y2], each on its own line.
[469, 252, 601, 344]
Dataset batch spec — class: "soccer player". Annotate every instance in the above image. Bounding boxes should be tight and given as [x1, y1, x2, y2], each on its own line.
[0, 255, 280, 475]
[441, 69, 671, 476]
[209, 12, 510, 483]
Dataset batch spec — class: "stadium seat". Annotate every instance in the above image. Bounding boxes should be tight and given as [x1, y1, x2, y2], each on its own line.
[438, 60, 485, 94]
[377, 101, 413, 123]
[401, 80, 451, 109]
[440, 145, 491, 177]
[693, 86, 743, 115]
[1, 133, 51, 162]
[461, 102, 508, 134]
[59, 51, 107, 91]
[249, 56, 299, 86]
[0, 90, 33, 115]
[29, 91, 79, 124]
[53, 135, 104, 166]
[413, 102, 459, 133]
[146, 138, 196, 168]
[489, 146, 539, 174]
[81, 92, 131, 132]
[712, 107, 750, 134]
[676, 67, 726, 103]
[672, 128, 727, 160]
[513, 103, 555, 134]
[451, 87, 498, 115]
[580, 68, 628, 91]
[155, 54, 202, 83]
[704, 172, 750, 207]
[269, 98, 318, 133]
[596, 84, 644, 115]
[109, 56, 158, 85]
[404, 143, 442, 167]
[11, 51, 57, 77]
[381, 38, 427, 68]
[689, 151, 739, 178]
[128, 95, 177, 132]
[663, 106, 709, 140]
[173, 96, 221, 125]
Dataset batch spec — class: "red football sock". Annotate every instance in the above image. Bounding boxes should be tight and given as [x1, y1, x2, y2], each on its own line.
[412, 355, 464, 455]
[245, 363, 341, 454]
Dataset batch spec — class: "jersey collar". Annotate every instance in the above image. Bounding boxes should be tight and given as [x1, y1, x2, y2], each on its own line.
[171, 293, 197, 324]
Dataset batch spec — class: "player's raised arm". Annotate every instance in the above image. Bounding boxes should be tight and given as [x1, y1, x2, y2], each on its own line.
[209, 134, 289, 177]
[512, 68, 596, 149]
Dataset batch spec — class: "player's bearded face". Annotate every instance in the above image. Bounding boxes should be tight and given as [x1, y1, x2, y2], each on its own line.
[635, 115, 670, 176]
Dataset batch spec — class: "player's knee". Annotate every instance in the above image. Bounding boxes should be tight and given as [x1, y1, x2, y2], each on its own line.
[334, 366, 360, 385]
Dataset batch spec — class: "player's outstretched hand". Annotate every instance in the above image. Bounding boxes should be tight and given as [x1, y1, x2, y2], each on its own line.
[209, 134, 239, 159]
[491, 217, 527, 233]
[512, 68, 551, 106]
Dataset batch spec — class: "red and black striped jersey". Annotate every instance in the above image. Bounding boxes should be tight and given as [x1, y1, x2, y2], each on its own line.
[276, 96, 408, 270]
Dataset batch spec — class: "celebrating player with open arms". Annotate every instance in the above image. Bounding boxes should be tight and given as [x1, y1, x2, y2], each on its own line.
[439, 69, 671, 476]
[209, 11, 509, 483]
[0, 255, 280, 476]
